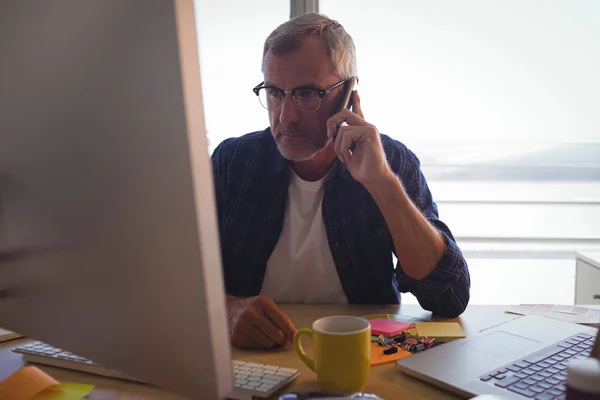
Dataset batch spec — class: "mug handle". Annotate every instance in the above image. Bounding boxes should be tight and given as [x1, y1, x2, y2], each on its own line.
[293, 328, 315, 372]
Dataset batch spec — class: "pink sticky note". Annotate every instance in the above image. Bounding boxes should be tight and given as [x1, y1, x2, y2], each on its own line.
[369, 318, 412, 336]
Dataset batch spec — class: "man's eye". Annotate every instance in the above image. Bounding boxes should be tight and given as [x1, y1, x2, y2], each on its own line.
[266, 89, 283, 98]
[295, 89, 317, 100]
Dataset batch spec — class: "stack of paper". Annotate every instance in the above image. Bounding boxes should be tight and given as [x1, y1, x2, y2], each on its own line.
[0, 327, 23, 343]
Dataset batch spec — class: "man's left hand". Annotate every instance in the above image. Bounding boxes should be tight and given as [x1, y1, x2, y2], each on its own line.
[327, 91, 391, 188]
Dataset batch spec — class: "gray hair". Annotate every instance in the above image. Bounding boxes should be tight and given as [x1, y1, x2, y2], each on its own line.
[262, 13, 357, 79]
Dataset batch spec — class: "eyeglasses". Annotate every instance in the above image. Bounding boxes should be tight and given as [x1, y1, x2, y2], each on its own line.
[252, 79, 347, 112]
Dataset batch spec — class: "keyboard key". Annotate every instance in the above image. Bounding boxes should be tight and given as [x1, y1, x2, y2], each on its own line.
[547, 378, 561, 385]
[515, 382, 530, 390]
[549, 388, 563, 396]
[514, 373, 529, 379]
[241, 384, 258, 390]
[514, 361, 532, 369]
[258, 382, 275, 390]
[278, 367, 297, 373]
[530, 385, 546, 393]
[508, 386, 537, 397]
[506, 364, 522, 372]
[530, 375, 545, 382]
[522, 368, 537, 375]
[524, 345, 563, 364]
[558, 372, 568, 380]
[538, 361, 551, 368]
[262, 375, 285, 382]
[546, 367, 560, 374]
[530, 365, 543, 372]
[494, 376, 521, 388]
[523, 379, 537, 386]
[573, 346, 587, 352]
[576, 333, 593, 340]
[480, 375, 493, 382]
[244, 362, 263, 368]
[565, 339, 580, 345]
[539, 382, 552, 389]
[534, 393, 555, 400]
[539, 371, 552, 378]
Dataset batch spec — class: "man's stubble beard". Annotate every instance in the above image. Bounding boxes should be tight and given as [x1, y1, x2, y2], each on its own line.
[273, 129, 330, 162]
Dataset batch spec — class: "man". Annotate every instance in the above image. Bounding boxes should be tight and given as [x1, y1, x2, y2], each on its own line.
[211, 13, 471, 349]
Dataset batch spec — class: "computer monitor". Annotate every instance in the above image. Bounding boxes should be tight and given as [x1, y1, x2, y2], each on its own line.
[0, 1, 232, 399]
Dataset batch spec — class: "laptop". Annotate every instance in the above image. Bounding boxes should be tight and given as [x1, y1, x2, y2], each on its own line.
[395, 314, 599, 399]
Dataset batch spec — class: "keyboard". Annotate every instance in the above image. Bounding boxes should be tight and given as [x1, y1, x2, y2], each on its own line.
[478, 332, 595, 400]
[13, 341, 300, 400]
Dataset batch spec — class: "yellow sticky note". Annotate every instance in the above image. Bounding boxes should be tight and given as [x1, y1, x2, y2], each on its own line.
[413, 322, 466, 341]
[34, 382, 94, 400]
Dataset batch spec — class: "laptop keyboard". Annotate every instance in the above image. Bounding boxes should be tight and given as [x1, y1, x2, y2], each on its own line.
[479, 332, 595, 400]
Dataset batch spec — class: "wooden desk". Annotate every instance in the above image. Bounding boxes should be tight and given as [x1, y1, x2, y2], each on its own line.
[0, 305, 522, 400]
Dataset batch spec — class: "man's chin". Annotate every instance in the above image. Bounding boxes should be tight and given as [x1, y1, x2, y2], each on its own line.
[276, 141, 322, 162]
[273, 133, 332, 162]
[278, 147, 318, 162]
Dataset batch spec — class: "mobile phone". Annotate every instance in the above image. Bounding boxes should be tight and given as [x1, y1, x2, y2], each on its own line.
[333, 77, 356, 139]
[338, 76, 356, 111]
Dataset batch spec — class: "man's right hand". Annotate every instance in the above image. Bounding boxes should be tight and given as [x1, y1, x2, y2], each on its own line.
[227, 295, 296, 349]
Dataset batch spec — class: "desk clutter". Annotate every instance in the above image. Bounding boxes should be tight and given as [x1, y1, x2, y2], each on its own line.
[365, 316, 466, 366]
[13, 341, 300, 399]
[0, 366, 94, 400]
[0, 327, 23, 343]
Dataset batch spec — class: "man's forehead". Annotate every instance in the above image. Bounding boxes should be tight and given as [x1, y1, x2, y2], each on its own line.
[262, 37, 336, 88]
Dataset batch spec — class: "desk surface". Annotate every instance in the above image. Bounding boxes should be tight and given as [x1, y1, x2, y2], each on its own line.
[0, 305, 530, 399]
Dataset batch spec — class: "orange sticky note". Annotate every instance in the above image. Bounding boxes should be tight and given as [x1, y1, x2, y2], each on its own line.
[370, 342, 412, 366]
[0, 366, 58, 400]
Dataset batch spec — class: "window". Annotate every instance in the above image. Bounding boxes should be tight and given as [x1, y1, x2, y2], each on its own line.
[318, 0, 600, 244]
[319, 0, 600, 304]
[193, 0, 289, 153]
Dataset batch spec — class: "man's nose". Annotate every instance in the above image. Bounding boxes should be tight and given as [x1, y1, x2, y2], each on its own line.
[278, 94, 301, 125]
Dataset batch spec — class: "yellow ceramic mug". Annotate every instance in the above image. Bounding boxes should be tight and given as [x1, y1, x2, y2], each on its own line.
[293, 315, 371, 393]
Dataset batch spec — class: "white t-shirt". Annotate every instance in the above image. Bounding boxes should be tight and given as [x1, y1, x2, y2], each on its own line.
[260, 169, 348, 304]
